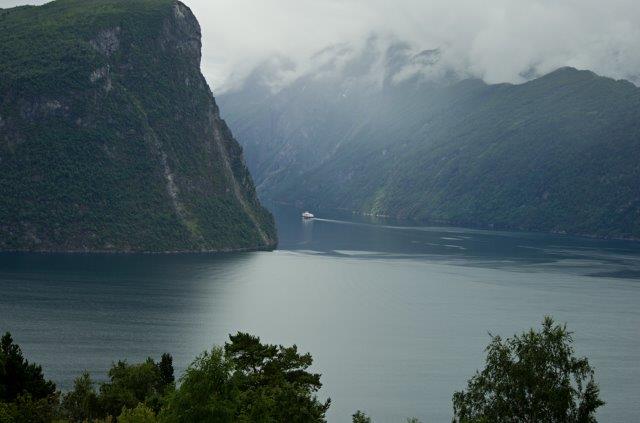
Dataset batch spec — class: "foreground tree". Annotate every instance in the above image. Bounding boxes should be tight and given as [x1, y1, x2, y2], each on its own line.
[160, 332, 330, 422]
[60, 371, 99, 422]
[99, 355, 175, 418]
[352, 410, 371, 423]
[59, 354, 173, 421]
[0, 393, 60, 423]
[0, 332, 56, 402]
[0, 332, 59, 422]
[118, 403, 157, 423]
[452, 317, 604, 423]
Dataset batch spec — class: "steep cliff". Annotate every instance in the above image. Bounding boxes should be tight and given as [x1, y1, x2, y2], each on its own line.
[0, 0, 277, 252]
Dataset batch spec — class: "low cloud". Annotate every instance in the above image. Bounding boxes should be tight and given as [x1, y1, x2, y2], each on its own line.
[185, 0, 640, 91]
[8, 0, 640, 90]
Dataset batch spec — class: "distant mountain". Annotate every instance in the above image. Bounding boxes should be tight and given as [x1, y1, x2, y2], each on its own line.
[0, 0, 276, 252]
[219, 39, 640, 239]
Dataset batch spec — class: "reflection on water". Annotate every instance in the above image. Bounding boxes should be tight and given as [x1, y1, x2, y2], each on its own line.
[0, 205, 639, 422]
[276, 204, 640, 280]
[0, 252, 258, 390]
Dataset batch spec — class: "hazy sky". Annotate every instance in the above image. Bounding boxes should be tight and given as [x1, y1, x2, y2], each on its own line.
[5, 0, 640, 90]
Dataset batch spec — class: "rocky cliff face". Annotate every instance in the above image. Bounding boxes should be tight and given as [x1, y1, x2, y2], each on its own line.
[0, 0, 277, 252]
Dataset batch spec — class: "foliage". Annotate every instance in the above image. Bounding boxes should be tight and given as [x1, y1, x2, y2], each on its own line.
[118, 403, 157, 423]
[60, 372, 99, 422]
[99, 357, 172, 418]
[0, 319, 605, 422]
[160, 332, 330, 423]
[157, 354, 174, 388]
[452, 317, 604, 422]
[0, 0, 276, 252]
[0, 393, 60, 423]
[58, 353, 173, 421]
[0, 330, 330, 422]
[0, 332, 56, 402]
[352, 410, 372, 423]
[158, 347, 237, 422]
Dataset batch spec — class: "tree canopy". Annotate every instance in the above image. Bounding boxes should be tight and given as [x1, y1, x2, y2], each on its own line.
[160, 332, 330, 423]
[452, 317, 604, 423]
[0, 332, 56, 403]
[0, 319, 605, 422]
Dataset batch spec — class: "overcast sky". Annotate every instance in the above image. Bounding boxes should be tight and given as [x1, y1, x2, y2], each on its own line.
[5, 0, 640, 90]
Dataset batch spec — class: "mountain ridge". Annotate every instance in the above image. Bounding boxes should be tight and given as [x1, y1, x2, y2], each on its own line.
[219, 44, 640, 239]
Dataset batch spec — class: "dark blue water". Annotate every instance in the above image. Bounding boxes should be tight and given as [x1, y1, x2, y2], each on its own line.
[1, 205, 639, 422]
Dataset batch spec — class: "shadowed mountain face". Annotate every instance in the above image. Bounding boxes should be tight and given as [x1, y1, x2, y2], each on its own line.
[0, 0, 276, 252]
[219, 39, 640, 239]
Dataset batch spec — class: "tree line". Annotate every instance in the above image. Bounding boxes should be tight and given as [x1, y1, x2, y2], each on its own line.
[0, 317, 604, 422]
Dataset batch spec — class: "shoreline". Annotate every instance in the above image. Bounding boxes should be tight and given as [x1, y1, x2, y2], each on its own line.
[0, 243, 277, 255]
[269, 199, 640, 244]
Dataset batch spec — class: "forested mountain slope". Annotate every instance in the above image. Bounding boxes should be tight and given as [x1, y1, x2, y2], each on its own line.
[0, 0, 276, 252]
[220, 42, 640, 239]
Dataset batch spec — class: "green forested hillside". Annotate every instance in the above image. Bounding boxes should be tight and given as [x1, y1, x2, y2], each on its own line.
[0, 0, 276, 251]
[220, 45, 640, 239]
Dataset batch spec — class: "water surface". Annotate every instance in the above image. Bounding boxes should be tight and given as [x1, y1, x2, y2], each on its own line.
[1, 205, 639, 422]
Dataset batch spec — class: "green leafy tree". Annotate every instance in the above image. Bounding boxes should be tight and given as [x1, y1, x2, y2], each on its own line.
[119, 403, 157, 423]
[352, 410, 372, 423]
[157, 354, 175, 391]
[0, 393, 60, 423]
[0, 332, 59, 422]
[160, 332, 330, 423]
[224, 332, 330, 423]
[99, 355, 174, 418]
[61, 371, 100, 422]
[452, 317, 605, 423]
[0, 402, 15, 422]
[159, 347, 237, 422]
[0, 332, 56, 402]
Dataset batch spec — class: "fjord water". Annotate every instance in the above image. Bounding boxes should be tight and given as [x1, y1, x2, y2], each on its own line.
[1, 206, 639, 422]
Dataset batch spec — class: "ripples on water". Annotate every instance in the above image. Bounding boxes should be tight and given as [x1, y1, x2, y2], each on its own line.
[0, 205, 639, 422]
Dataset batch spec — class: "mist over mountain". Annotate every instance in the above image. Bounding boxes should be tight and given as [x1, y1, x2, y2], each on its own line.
[220, 37, 455, 182]
[219, 38, 640, 239]
[11, 0, 640, 90]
